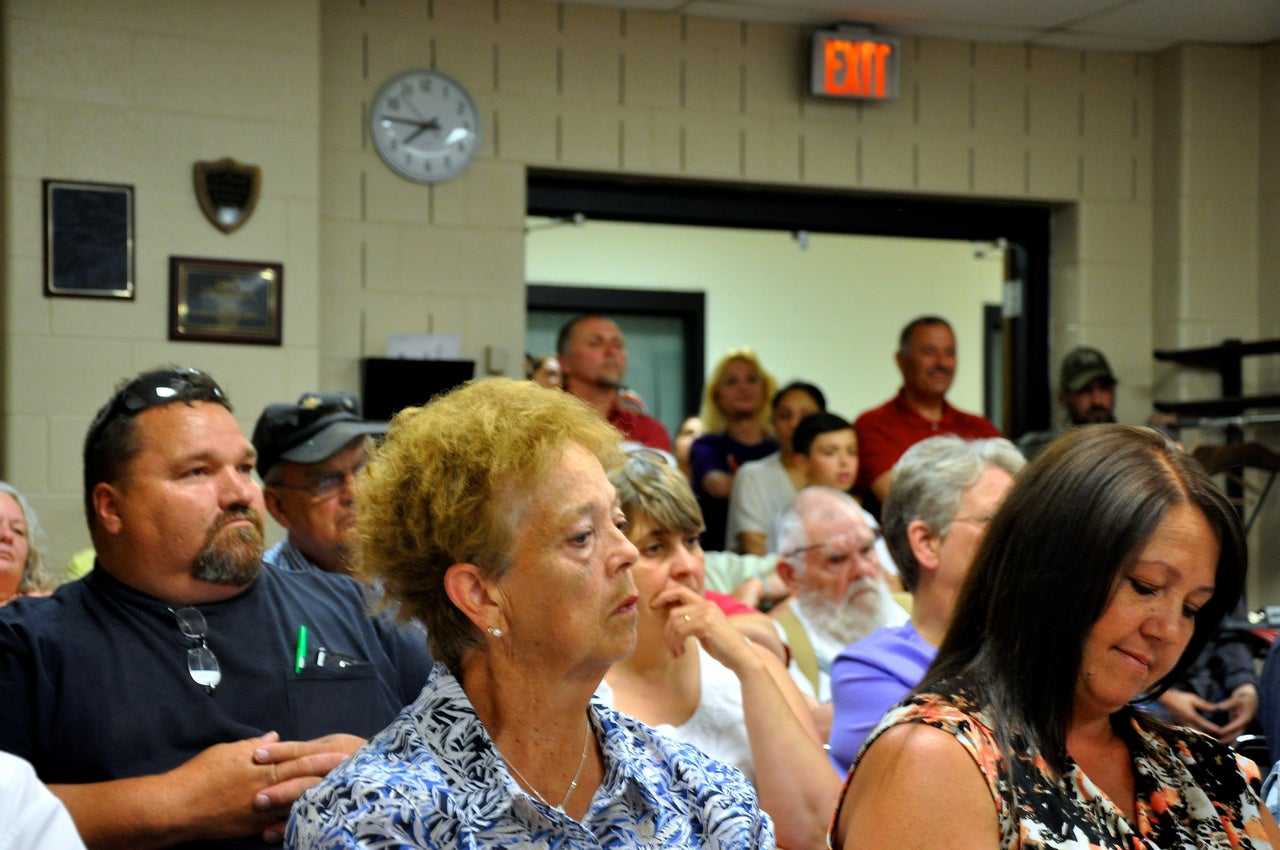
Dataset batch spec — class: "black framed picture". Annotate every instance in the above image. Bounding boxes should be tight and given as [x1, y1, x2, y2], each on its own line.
[43, 179, 135, 298]
[168, 256, 283, 345]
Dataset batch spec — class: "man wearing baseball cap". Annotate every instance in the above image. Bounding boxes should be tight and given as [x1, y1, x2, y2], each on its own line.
[1016, 346, 1117, 460]
[253, 392, 386, 575]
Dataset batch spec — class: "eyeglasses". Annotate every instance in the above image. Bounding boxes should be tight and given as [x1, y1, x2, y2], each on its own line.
[951, 513, 995, 527]
[784, 530, 882, 573]
[268, 457, 366, 501]
[171, 606, 221, 693]
[88, 368, 227, 446]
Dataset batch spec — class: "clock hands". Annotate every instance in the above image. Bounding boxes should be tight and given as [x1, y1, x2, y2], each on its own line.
[377, 115, 443, 146]
[402, 121, 438, 146]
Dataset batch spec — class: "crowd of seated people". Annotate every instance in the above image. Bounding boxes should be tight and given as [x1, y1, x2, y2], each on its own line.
[4, 312, 1278, 849]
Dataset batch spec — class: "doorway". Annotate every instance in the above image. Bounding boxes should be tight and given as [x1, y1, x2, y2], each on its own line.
[527, 171, 1052, 437]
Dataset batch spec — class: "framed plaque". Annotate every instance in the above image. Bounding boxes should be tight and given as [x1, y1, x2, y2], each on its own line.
[168, 256, 283, 345]
[43, 179, 135, 298]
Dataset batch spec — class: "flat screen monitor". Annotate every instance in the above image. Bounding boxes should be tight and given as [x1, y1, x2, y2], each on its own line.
[360, 357, 475, 422]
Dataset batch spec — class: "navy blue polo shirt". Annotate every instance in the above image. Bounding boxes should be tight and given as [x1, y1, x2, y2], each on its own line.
[0, 563, 432, 848]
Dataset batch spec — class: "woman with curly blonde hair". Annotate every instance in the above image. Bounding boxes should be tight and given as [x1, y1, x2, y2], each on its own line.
[689, 348, 778, 551]
[289, 378, 775, 848]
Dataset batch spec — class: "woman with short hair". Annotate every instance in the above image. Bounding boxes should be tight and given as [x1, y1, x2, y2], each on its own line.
[288, 378, 773, 849]
[603, 448, 840, 850]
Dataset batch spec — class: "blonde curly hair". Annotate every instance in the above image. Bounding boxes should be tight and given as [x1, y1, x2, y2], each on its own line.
[354, 377, 624, 671]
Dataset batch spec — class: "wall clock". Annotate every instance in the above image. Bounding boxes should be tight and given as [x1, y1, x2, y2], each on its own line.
[369, 69, 481, 184]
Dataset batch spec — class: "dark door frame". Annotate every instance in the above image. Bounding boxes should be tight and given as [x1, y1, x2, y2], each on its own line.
[527, 284, 706, 421]
[527, 170, 1052, 436]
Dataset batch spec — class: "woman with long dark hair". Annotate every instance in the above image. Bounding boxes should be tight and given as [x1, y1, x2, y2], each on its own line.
[832, 424, 1279, 850]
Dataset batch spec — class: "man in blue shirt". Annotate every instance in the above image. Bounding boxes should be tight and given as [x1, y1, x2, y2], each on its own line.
[253, 392, 385, 575]
[0, 367, 431, 849]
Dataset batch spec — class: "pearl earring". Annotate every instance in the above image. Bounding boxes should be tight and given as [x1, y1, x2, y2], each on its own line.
[486, 626, 503, 637]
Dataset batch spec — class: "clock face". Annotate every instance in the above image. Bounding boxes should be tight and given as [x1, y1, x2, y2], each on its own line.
[370, 70, 481, 184]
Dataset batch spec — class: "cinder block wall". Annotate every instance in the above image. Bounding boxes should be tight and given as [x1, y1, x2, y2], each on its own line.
[5, 0, 1280, 601]
[324, 1, 1158, 414]
[2, 0, 323, 565]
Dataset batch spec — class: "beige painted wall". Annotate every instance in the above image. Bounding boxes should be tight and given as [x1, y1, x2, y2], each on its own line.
[4, 1, 1280, 602]
[2, 0, 323, 566]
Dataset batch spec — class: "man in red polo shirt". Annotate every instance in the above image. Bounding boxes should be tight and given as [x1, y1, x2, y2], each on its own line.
[854, 316, 1001, 508]
[557, 314, 672, 450]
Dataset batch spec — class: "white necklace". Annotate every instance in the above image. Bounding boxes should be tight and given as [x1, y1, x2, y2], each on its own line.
[502, 719, 591, 813]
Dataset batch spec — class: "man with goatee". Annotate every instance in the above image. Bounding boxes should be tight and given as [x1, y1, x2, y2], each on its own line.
[0, 367, 431, 849]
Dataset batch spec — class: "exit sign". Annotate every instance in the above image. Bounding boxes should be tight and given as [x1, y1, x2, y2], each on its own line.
[811, 29, 899, 101]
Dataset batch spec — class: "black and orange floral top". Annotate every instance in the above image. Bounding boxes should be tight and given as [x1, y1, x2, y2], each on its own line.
[836, 685, 1273, 849]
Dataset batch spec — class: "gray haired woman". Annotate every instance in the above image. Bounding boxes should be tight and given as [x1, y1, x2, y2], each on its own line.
[0, 481, 58, 603]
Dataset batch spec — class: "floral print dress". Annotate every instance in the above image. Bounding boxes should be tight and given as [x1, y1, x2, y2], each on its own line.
[837, 685, 1273, 850]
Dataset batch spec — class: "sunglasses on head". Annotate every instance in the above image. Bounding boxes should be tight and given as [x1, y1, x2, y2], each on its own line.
[88, 368, 227, 444]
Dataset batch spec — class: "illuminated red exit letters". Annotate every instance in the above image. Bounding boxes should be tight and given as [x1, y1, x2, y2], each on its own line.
[825, 39, 893, 98]
[810, 31, 899, 101]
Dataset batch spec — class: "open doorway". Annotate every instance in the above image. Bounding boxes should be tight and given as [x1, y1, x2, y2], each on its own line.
[527, 172, 1052, 437]
[528, 219, 1013, 433]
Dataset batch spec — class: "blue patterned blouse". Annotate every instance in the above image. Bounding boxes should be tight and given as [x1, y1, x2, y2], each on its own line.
[286, 665, 775, 849]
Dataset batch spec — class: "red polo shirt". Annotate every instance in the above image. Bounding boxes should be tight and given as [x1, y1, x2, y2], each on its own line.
[854, 388, 1001, 495]
[608, 401, 672, 451]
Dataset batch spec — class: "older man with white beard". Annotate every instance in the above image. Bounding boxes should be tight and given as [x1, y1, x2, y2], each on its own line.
[769, 487, 908, 738]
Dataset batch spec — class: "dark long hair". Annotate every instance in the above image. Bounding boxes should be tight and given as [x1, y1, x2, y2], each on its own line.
[918, 424, 1246, 775]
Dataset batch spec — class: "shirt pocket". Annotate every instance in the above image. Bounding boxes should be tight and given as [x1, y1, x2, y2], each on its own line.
[285, 659, 389, 740]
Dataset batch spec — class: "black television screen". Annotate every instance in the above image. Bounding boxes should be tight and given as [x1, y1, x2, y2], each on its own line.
[360, 358, 475, 422]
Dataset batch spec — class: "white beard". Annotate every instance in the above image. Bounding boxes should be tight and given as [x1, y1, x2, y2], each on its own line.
[796, 576, 895, 648]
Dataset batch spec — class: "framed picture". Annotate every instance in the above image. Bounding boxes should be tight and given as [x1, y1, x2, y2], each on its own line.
[168, 256, 283, 345]
[43, 179, 135, 298]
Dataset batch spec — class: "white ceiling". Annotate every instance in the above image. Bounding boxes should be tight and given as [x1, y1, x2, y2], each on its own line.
[544, 0, 1280, 53]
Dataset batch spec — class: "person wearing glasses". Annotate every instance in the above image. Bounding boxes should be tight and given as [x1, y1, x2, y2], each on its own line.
[252, 392, 387, 575]
[826, 435, 1023, 775]
[599, 448, 840, 850]
[789, 412, 899, 585]
[768, 487, 909, 738]
[832, 426, 1280, 850]
[288, 378, 772, 848]
[0, 367, 432, 849]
